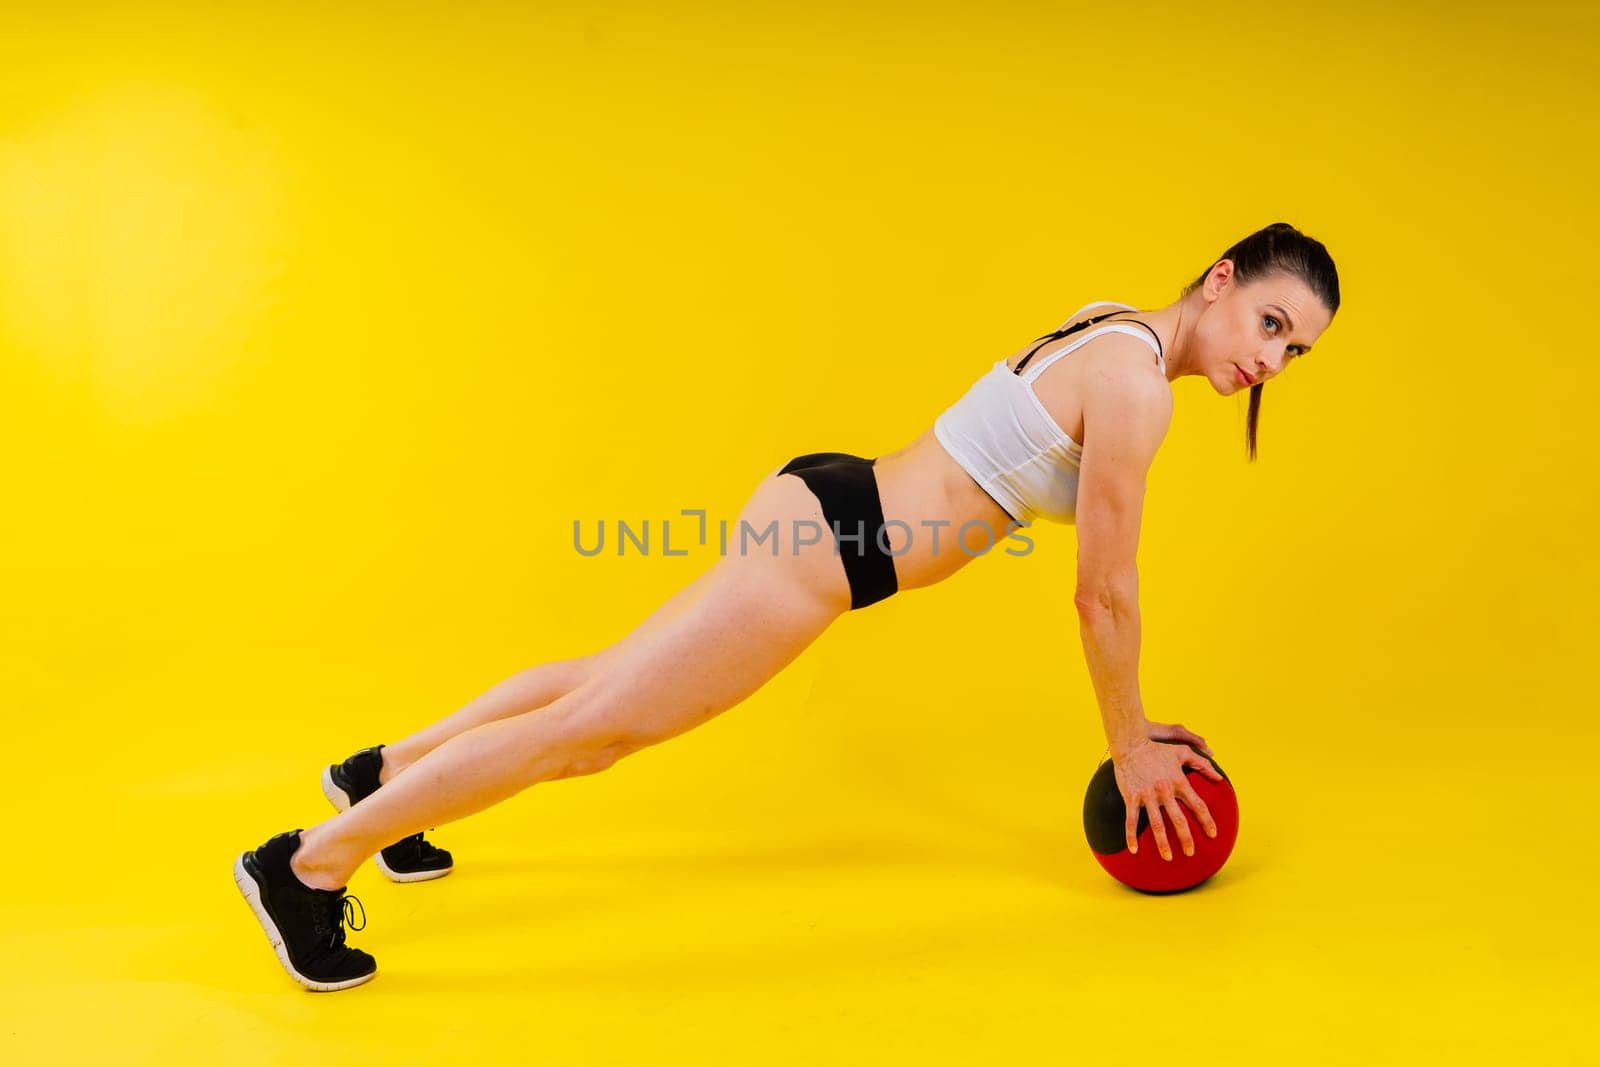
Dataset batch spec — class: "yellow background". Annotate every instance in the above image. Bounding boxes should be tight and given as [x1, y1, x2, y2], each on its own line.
[3, 1, 1595, 1062]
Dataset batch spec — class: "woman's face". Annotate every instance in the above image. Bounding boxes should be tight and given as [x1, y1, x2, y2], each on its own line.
[1195, 263, 1333, 395]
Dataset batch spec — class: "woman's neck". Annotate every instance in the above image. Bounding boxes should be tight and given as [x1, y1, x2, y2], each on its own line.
[1133, 293, 1204, 382]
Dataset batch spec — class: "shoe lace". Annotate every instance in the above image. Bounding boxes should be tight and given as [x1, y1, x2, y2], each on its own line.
[389, 830, 445, 860]
[319, 890, 367, 950]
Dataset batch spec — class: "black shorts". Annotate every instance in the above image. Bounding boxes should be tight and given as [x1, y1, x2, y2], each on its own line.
[777, 451, 899, 611]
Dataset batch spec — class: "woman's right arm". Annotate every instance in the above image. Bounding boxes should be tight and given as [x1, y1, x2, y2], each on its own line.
[1072, 343, 1220, 860]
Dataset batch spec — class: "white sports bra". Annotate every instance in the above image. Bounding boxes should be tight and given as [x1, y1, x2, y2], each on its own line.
[932, 301, 1167, 527]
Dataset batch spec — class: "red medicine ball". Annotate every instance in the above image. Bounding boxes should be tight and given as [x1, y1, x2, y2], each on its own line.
[1082, 744, 1239, 893]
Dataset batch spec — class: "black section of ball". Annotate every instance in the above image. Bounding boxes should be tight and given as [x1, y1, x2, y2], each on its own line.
[1081, 743, 1229, 855]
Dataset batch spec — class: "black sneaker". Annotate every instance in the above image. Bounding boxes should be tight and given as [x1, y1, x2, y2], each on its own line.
[232, 829, 376, 992]
[321, 744, 454, 883]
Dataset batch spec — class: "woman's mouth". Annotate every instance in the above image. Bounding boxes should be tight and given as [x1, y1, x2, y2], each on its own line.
[1235, 366, 1255, 386]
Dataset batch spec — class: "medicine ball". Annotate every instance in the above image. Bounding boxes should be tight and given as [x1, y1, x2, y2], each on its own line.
[1082, 743, 1239, 893]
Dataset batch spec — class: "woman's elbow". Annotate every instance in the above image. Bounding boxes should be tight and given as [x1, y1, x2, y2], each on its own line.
[1073, 569, 1138, 615]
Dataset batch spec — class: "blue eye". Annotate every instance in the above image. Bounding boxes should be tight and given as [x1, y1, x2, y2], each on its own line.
[1263, 315, 1279, 332]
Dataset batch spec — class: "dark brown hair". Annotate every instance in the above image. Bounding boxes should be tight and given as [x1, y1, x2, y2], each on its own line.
[1183, 222, 1341, 460]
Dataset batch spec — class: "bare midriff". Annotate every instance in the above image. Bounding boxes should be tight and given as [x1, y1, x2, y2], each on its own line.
[871, 427, 1021, 593]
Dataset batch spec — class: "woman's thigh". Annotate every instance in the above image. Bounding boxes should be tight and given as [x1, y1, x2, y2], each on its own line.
[577, 470, 851, 743]
[582, 463, 797, 667]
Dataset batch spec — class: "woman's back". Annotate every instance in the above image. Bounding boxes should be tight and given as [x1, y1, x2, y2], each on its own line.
[934, 301, 1167, 525]
[871, 301, 1167, 591]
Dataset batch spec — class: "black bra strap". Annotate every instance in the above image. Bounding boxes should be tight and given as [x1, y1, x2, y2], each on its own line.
[1011, 310, 1126, 374]
[1011, 308, 1164, 375]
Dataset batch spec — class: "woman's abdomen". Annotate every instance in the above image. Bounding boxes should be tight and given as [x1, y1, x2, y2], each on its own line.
[873, 428, 1022, 592]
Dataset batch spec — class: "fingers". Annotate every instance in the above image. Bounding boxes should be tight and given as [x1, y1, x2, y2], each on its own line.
[1176, 779, 1218, 840]
[1162, 792, 1194, 858]
[1184, 750, 1225, 782]
[1121, 742, 1222, 861]
[1145, 795, 1172, 861]
[1153, 722, 1214, 757]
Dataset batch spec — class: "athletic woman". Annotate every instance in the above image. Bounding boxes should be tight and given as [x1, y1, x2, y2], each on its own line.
[235, 221, 1340, 991]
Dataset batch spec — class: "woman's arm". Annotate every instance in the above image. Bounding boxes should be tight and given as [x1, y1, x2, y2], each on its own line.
[1072, 342, 1221, 860]
[1072, 345, 1171, 755]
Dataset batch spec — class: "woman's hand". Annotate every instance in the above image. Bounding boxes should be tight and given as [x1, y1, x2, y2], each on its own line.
[1112, 737, 1225, 861]
[1144, 719, 1213, 756]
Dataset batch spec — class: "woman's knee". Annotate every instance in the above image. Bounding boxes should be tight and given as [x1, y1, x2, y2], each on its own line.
[534, 696, 660, 779]
[559, 738, 635, 778]
[519, 653, 598, 699]
[560, 652, 599, 686]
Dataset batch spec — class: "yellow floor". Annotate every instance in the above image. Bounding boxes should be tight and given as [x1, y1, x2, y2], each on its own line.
[3, 2, 1596, 1063]
[7, 631, 1596, 1062]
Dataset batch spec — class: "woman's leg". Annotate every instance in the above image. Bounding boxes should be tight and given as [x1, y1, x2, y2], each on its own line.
[373, 566, 720, 783]
[374, 659, 590, 782]
[370, 463, 802, 782]
[290, 471, 850, 889]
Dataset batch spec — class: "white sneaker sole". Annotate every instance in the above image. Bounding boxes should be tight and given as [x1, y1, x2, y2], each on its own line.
[232, 852, 376, 993]
[321, 766, 454, 884]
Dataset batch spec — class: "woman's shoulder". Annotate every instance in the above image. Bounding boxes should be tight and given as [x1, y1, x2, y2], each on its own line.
[1009, 320, 1166, 382]
[1078, 338, 1173, 429]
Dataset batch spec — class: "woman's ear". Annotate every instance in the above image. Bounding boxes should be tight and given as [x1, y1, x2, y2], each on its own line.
[1202, 258, 1234, 303]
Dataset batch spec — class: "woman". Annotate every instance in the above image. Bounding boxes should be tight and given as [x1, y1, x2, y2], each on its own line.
[235, 221, 1340, 991]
